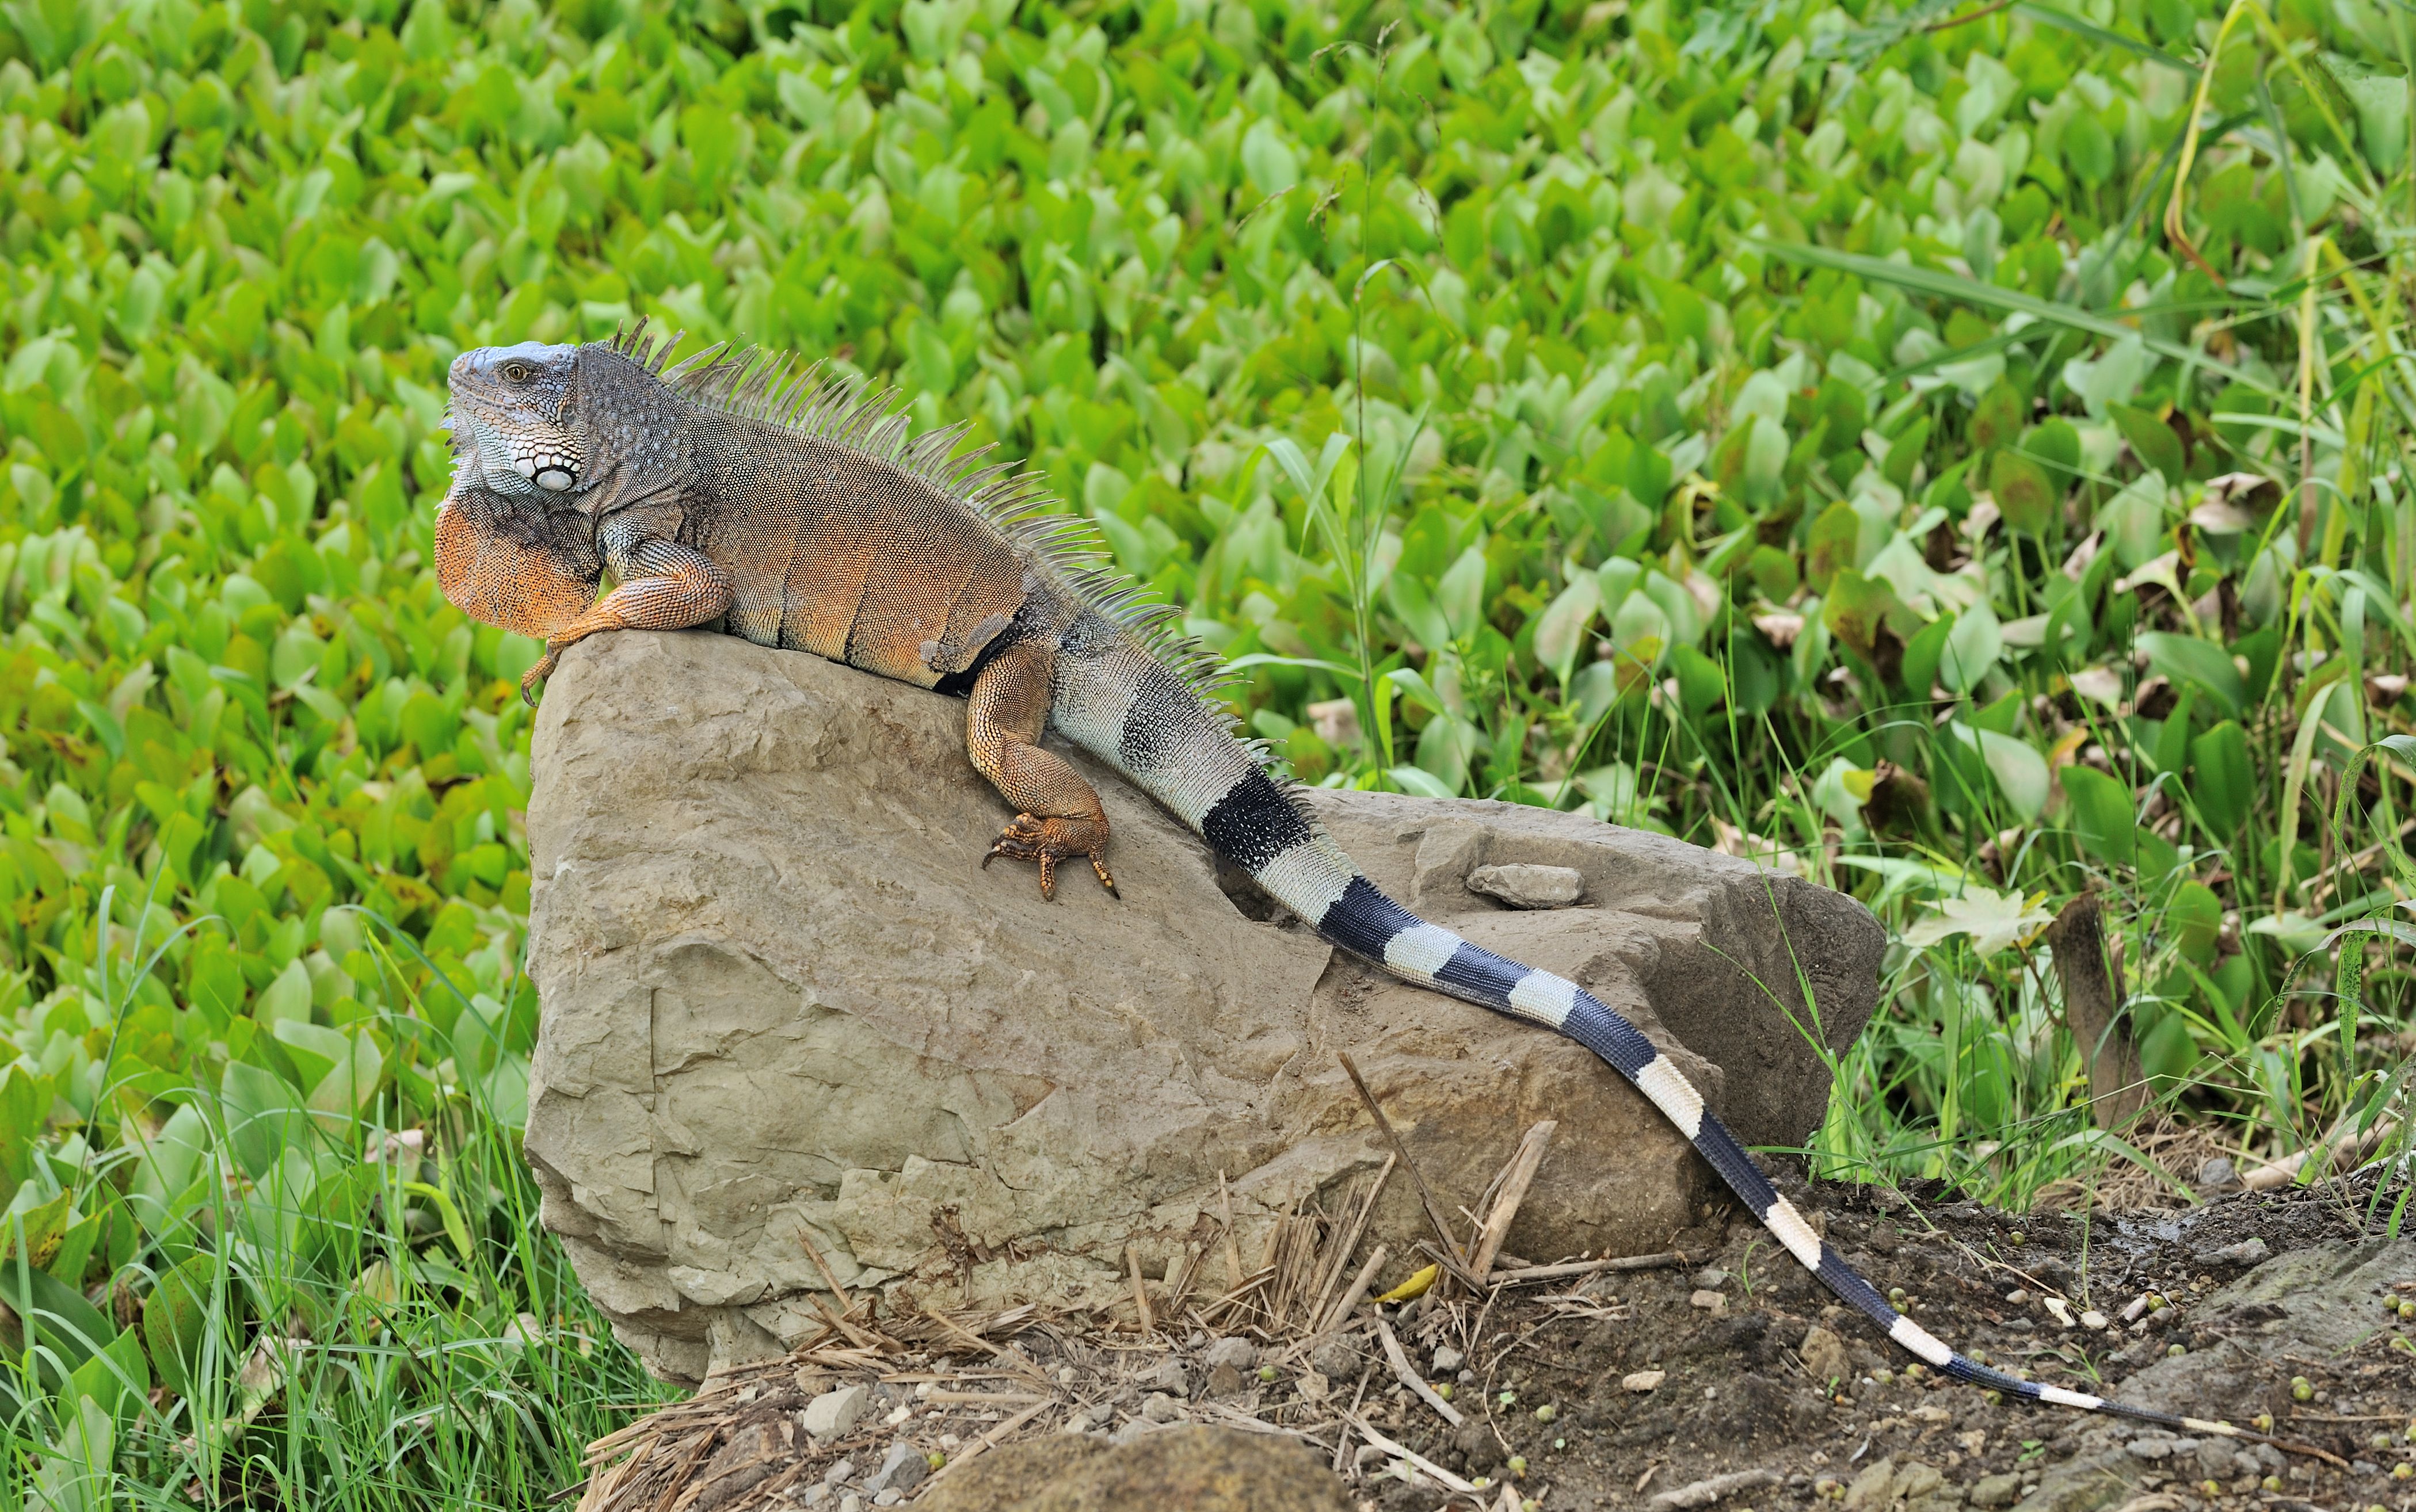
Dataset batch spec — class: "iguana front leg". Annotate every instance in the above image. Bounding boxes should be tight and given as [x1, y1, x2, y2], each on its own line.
[518, 529, 734, 705]
[966, 637, 1115, 900]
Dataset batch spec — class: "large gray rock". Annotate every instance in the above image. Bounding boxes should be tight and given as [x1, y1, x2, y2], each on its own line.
[522, 630, 1883, 1383]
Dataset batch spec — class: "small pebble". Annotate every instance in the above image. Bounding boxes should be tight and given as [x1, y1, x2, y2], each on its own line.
[805, 1385, 871, 1441]
[865, 1442, 927, 1495]
[1622, 1370, 1666, 1392]
[1432, 1345, 1465, 1373]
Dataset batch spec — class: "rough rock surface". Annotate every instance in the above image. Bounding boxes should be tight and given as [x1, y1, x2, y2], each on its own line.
[914, 1427, 1351, 1512]
[523, 630, 1884, 1381]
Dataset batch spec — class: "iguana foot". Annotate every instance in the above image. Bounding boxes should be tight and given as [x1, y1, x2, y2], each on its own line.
[519, 648, 559, 707]
[981, 813, 1115, 900]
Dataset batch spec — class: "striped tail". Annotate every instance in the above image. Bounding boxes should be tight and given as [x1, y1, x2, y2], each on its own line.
[1243, 820, 2240, 1437]
[1252, 796, 2247, 1439]
[1047, 629, 2247, 1442]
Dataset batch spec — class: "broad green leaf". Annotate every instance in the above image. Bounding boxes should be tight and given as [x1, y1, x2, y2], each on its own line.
[1386, 766, 1457, 800]
[2109, 403, 2185, 484]
[1533, 575, 1602, 685]
[2060, 764, 2137, 866]
[1435, 546, 1488, 642]
[2169, 881, 2223, 964]
[1989, 449, 2058, 534]
[1956, 724, 2050, 821]
[2138, 632, 2246, 718]
[2189, 720, 2254, 837]
[307, 1033, 385, 1120]
[1941, 600, 2002, 694]
[1901, 613, 1955, 697]
[220, 1062, 314, 1181]
[143, 1251, 220, 1399]
[1672, 644, 1725, 716]
[257, 958, 314, 1026]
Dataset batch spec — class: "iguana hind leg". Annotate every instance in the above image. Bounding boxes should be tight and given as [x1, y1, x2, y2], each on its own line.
[518, 536, 734, 704]
[966, 637, 1114, 900]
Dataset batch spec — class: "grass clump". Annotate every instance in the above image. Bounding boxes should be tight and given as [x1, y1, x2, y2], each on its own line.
[0, 0, 2413, 1503]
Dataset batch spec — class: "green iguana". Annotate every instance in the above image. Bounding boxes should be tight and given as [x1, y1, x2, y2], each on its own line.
[440, 322, 2263, 1449]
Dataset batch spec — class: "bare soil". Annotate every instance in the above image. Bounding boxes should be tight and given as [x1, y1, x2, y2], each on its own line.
[574, 1169, 2416, 1512]
[1343, 1167, 2415, 1512]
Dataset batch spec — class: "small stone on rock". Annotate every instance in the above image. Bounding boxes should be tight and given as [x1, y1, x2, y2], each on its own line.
[1206, 1364, 1247, 1398]
[2202, 1237, 2270, 1267]
[872, 1494, 899, 1509]
[1431, 1345, 1465, 1374]
[1689, 1289, 1727, 1314]
[1968, 1472, 2020, 1509]
[824, 1457, 858, 1486]
[1138, 1357, 1190, 1395]
[1800, 1325, 1851, 1385]
[800, 1487, 830, 1508]
[1622, 1370, 1666, 1392]
[1308, 1340, 1357, 1381]
[1142, 1392, 1184, 1423]
[1841, 1456, 1896, 1510]
[1201, 1337, 1257, 1371]
[1692, 1267, 1731, 1290]
[2195, 1156, 2238, 1190]
[806, 1385, 870, 1441]
[865, 1442, 927, 1494]
[2079, 1310, 2109, 1329]
[1465, 862, 1586, 910]
[2127, 1435, 2175, 1461]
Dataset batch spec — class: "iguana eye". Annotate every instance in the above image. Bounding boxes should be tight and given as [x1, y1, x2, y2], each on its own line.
[502, 361, 533, 383]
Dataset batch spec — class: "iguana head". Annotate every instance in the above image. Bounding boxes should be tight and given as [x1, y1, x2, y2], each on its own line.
[447, 341, 585, 499]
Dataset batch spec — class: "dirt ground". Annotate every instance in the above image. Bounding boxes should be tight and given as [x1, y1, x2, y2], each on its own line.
[1337, 1167, 2415, 1512]
[576, 1167, 2415, 1512]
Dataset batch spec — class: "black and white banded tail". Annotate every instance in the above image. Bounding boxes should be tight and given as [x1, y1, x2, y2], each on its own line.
[1049, 628, 2247, 1443]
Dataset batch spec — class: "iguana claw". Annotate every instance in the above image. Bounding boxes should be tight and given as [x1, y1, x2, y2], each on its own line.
[981, 813, 1115, 900]
[520, 649, 559, 707]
